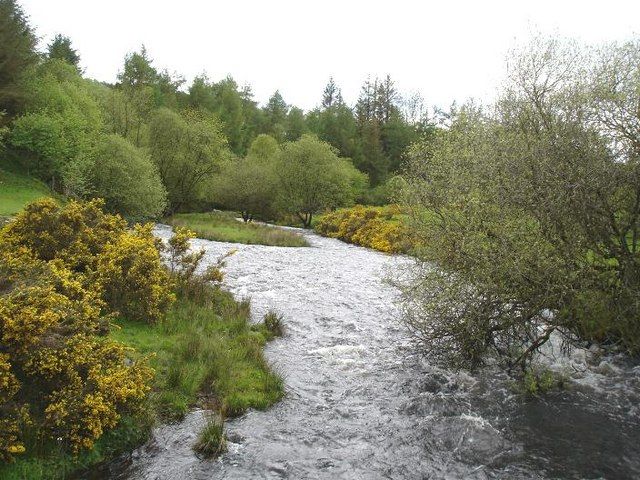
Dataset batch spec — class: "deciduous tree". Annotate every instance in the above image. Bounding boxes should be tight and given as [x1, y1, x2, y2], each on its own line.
[277, 134, 364, 227]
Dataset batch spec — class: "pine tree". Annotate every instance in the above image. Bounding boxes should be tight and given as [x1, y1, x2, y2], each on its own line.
[375, 74, 397, 124]
[321, 77, 343, 109]
[355, 77, 376, 124]
[262, 90, 289, 142]
[47, 34, 81, 70]
[0, 0, 38, 117]
[355, 77, 388, 184]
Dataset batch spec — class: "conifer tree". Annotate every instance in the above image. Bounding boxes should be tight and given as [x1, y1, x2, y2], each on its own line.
[322, 77, 343, 109]
[47, 34, 80, 71]
[0, 0, 37, 117]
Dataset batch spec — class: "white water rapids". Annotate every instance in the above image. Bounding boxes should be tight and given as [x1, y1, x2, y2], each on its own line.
[95, 225, 640, 480]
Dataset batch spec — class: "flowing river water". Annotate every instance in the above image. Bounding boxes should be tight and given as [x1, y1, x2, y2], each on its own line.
[99, 225, 640, 479]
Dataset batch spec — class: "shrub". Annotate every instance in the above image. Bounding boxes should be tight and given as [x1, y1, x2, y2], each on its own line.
[1, 198, 126, 271]
[165, 226, 231, 302]
[400, 38, 640, 371]
[96, 224, 175, 323]
[315, 205, 413, 253]
[519, 368, 565, 397]
[0, 354, 28, 462]
[211, 156, 278, 222]
[8, 60, 102, 190]
[0, 244, 153, 460]
[78, 134, 167, 220]
[3, 199, 175, 324]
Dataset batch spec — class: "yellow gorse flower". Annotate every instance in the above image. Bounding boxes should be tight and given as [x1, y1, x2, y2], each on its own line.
[0, 199, 158, 460]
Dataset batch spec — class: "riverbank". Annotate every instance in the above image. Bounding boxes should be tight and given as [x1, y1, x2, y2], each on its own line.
[166, 211, 309, 247]
[0, 286, 284, 480]
[0, 200, 284, 480]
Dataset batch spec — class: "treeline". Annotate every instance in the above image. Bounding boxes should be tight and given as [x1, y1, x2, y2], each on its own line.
[0, 0, 432, 221]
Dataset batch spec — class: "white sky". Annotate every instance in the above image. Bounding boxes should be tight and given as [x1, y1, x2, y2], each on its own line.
[20, 0, 640, 111]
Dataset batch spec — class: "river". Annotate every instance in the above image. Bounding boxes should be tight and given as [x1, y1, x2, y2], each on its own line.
[99, 225, 640, 479]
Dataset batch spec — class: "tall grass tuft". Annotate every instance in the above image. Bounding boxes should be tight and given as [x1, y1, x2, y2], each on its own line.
[111, 285, 285, 421]
[263, 310, 285, 337]
[193, 412, 226, 457]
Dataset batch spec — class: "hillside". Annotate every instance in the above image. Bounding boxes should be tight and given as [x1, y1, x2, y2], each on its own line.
[0, 165, 55, 216]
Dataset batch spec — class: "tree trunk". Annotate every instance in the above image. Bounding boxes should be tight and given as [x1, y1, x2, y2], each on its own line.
[299, 212, 312, 229]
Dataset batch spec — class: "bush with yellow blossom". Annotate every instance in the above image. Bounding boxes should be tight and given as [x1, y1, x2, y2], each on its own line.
[3, 198, 175, 325]
[96, 223, 174, 324]
[1, 198, 127, 271]
[315, 205, 415, 254]
[165, 226, 231, 301]
[0, 199, 163, 462]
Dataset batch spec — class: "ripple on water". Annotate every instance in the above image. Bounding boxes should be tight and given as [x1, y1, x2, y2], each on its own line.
[95, 224, 640, 480]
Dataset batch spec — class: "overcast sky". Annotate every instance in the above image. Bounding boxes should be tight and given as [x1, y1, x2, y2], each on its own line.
[19, 0, 640, 111]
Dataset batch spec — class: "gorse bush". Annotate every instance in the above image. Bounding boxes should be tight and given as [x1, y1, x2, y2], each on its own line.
[0, 352, 27, 462]
[3, 198, 175, 324]
[96, 223, 174, 324]
[165, 226, 229, 302]
[0, 198, 200, 462]
[1, 197, 126, 271]
[315, 205, 414, 253]
[0, 233, 153, 460]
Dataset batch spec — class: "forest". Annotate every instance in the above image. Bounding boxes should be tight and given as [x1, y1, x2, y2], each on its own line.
[0, 0, 432, 226]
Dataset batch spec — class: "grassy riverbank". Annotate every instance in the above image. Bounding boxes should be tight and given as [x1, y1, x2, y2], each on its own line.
[113, 287, 284, 419]
[166, 212, 309, 247]
[0, 286, 284, 480]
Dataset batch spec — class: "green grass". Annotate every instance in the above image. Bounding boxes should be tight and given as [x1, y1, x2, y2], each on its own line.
[193, 413, 227, 457]
[0, 287, 284, 479]
[0, 415, 153, 480]
[166, 211, 309, 247]
[112, 287, 284, 419]
[0, 167, 56, 216]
